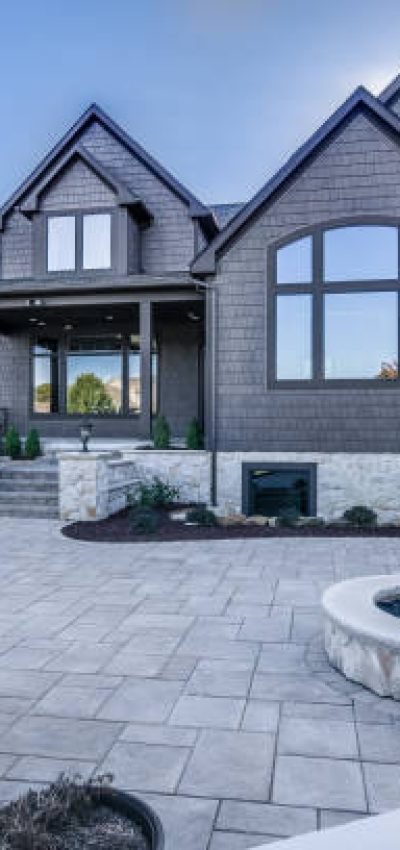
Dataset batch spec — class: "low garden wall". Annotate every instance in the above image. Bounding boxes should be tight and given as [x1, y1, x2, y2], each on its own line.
[59, 452, 139, 522]
[123, 449, 211, 505]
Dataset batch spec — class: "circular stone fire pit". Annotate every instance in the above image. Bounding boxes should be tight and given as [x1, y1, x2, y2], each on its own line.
[322, 576, 400, 699]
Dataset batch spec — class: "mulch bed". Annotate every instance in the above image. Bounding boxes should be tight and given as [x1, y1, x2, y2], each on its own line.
[61, 506, 400, 543]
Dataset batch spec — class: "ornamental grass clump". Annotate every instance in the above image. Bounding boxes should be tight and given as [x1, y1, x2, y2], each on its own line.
[152, 415, 170, 449]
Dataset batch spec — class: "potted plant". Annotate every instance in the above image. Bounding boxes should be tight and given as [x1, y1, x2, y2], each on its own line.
[0, 773, 164, 850]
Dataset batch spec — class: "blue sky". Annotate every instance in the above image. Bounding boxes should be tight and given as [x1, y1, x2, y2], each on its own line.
[0, 0, 399, 205]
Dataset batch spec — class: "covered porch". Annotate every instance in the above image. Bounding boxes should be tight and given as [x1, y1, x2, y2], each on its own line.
[0, 285, 205, 444]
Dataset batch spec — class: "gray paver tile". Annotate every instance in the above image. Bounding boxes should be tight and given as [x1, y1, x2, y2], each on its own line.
[282, 702, 354, 722]
[34, 685, 112, 719]
[251, 674, 349, 704]
[239, 614, 291, 644]
[241, 701, 280, 733]
[100, 741, 189, 793]
[103, 652, 167, 677]
[278, 718, 358, 759]
[7, 756, 96, 782]
[0, 716, 122, 760]
[273, 755, 367, 811]
[0, 647, 58, 670]
[186, 659, 253, 698]
[0, 780, 43, 803]
[363, 762, 400, 812]
[119, 723, 197, 747]
[209, 832, 278, 849]
[169, 695, 245, 729]
[217, 800, 317, 836]
[98, 679, 183, 723]
[0, 755, 17, 777]
[179, 730, 274, 800]
[45, 644, 118, 674]
[357, 722, 400, 763]
[319, 809, 368, 829]
[142, 793, 218, 850]
[0, 669, 59, 700]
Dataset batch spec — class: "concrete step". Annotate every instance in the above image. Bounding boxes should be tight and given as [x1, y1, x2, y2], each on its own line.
[0, 491, 58, 505]
[0, 469, 58, 481]
[0, 478, 58, 492]
[0, 505, 59, 518]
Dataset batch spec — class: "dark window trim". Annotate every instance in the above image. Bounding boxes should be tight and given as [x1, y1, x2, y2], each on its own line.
[267, 217, 400, 388]
[44, 208, 116, 277]
[30, 330, 142, 419]
[241, 462, 317, 516]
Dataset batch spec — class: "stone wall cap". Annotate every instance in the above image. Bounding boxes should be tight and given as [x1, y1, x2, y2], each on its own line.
[322, 574, 400, 650]
[57, 452, 119, 461]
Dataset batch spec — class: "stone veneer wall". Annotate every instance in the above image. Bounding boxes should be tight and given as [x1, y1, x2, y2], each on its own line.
[217, 452, 400, 523]
[123, 450, 211, 505]
[59, 453, 139, 522]
[58, 450, 400, 523]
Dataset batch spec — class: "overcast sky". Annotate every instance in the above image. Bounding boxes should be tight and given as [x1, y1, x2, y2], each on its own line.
[0, 0, 399, 206]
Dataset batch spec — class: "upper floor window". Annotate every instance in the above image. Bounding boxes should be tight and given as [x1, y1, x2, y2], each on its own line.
[47, 216, 75, 272]
[47, 211, 112, 273]
[271, 224, 400, 385]
[83, 213, 111, 270]
[323, 225, 398, 281]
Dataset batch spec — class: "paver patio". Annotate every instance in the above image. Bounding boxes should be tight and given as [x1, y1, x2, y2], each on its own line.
[0, 520, 400, 848]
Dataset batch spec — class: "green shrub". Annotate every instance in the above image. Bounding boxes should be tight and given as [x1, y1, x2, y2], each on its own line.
[185, 418, 204, 450]
[343, 505, 378, 527]
[277, 514, 300, 528]
[4, 426, 21, 460]
[24, 428, 41, 460]
[153, 415, 170, 449]
[129, 505, 159, 534]
[186, 506, 217, 526]
[138, 477, 179, 508]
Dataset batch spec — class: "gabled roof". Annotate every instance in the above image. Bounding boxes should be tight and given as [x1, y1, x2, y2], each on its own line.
[0, 103, 218, 234]
[210, 203, 245, 228]
[18, 143, 152, 227]
[379, 74, 400, 106]
[192, 86, 400, 276]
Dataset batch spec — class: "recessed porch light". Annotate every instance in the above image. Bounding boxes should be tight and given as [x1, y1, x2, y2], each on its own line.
[28, 318, 38, 323]
[187, 310, 201, 322]
[37, 321, 46, 327]
[64, 323, 73, 331]
[104, 315, 114, 321]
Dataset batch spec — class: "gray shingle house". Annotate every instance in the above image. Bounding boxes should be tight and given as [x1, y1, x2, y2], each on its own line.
[3, 73, 400, 519]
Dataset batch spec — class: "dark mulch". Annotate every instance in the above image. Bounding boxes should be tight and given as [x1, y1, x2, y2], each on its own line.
[61, 507, 400, 543]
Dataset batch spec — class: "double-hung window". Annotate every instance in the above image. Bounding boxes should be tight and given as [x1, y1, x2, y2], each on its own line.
[272, 224, 400, 384]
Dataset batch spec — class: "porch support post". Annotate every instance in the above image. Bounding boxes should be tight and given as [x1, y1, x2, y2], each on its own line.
[140, 300, 152, 437]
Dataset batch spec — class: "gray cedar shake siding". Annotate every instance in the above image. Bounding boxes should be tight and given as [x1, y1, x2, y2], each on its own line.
[202, 109, 400, 452]
[0, 107, 212, 437]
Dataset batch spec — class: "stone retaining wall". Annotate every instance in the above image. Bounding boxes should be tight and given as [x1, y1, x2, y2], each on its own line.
[59, 453, 139, 522]
[123, 450, 211, 505]
[58, 450, 400, 523]
[217, 452, 400, 522]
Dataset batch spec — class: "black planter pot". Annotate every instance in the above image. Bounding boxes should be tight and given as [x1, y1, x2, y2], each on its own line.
[91, 787, 164, 849]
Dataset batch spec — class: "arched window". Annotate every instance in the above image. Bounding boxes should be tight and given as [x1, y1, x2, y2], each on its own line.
[271, 224, 400, 384]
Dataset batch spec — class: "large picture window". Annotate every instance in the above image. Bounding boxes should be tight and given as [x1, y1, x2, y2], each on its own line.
[271, 223, 400, 384]
[66, 337, 122, 415]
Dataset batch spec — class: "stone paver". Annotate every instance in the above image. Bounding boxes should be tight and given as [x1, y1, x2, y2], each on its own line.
[0, 521, 400, 844]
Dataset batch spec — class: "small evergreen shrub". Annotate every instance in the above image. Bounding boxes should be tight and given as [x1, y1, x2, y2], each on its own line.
[186, 506, 217, 526]
[138, 477, 179, 508]
[343, 505, 378, 527]
[185, 418, 204, 450]
[24, 428, 41, 460]
[4, 426, 21, 460]
[129, 505, 159, 534]
[153, 415, 170, 449]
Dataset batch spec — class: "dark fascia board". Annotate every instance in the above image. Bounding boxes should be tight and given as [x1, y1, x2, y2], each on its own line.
[0, 103, 218, 234]
[19, 143, 152, 226]
[379, 74, 400, 105]
[191, 86, 400, 276]
[0, 272, 199, 298]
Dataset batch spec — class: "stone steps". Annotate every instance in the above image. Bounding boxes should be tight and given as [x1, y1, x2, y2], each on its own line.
[0, 462, 59, 519]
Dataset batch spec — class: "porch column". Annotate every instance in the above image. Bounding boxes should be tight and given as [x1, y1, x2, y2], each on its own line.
[140, 300, 152, 437]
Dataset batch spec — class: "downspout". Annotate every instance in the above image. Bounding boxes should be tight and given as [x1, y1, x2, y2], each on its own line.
[195, 279, 218, 506]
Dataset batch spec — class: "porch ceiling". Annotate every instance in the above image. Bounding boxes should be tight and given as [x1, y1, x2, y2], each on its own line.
[0, 299, 204, 333]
